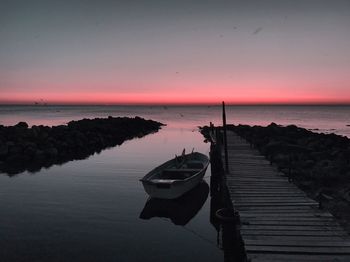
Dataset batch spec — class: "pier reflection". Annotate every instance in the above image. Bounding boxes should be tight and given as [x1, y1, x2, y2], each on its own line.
[210, 158, 246, 262]
[139, 181, 209, 226]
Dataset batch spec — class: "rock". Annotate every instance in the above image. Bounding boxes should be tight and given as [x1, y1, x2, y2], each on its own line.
[310, 151, 328, 161]
[15, 122, 29, 129]
[6, 154, 27, 165]
[298, 180, 313, 190]
[40, 131, 49, 139]
[273, 153, 289, 165]
[44, 147, 58, 158]
[341, 188, 350, 202]
[0, 144, 8, 158]
[320, 159, 332, 167]
[303, 159, 315, 168]
[9, 144, 23, 155]
[34, 150, 46, 163]
[262, 141, 286, 156]
[268, 122, 279, 128]
[31, 126, 40, 138]
[6, 141, 15, 147]
[24, 146, 37, 157]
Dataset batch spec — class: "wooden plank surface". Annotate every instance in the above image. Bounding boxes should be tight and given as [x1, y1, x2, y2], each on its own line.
[248, 253, 350, 262]
[222, 131, 350, 261]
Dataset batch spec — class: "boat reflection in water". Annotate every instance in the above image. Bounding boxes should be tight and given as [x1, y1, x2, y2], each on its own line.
[140, 181, 209, 226]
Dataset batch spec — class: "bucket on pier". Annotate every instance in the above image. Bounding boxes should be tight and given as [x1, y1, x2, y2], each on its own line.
[215, 207, 240, 224]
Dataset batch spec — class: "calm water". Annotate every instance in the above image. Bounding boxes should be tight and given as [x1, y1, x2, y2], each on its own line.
[1, 105, 350, 261]
[1, 105, 350, 137]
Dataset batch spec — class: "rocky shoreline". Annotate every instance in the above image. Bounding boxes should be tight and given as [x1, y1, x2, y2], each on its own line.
[0, 116, 164, 175]
[202, 123, 350, 232]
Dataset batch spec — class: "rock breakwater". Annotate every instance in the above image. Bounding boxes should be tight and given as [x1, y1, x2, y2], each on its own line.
[0, 116, 164, 175]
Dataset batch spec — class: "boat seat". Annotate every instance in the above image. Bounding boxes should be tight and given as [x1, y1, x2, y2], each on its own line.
[161, 168, 199, 180]
[151, 179, 178, 183]
[186, 161, 204, 169]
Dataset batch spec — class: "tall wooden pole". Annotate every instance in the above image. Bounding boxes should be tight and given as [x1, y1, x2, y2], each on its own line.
[222, 101, 229, 172]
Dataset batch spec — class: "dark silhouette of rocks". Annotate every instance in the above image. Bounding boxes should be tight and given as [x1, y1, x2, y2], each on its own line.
[0, 117, 164, 176]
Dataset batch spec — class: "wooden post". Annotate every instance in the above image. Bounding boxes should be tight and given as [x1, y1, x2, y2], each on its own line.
[210, 122, 214, 137]
[222, 101, 229, 172]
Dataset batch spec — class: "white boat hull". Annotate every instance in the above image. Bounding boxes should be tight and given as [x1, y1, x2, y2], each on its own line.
[140, 152, 209, 199]
[142, 168, 207, 199]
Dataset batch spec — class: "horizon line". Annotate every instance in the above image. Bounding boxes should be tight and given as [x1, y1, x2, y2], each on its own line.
[1, 102, 350, 107]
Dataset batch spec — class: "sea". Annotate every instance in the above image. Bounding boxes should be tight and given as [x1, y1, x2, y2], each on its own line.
[0, 105, 350, 262]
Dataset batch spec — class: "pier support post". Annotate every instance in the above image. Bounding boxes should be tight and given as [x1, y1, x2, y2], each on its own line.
[222, 101, 229, 173]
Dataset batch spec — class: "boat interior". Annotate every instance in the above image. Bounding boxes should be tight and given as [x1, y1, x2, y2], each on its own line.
[161, 169, 199, 180]
[157, 161, 205, 180]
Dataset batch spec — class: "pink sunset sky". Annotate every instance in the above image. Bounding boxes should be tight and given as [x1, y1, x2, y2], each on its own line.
[1, 0, 350, 105]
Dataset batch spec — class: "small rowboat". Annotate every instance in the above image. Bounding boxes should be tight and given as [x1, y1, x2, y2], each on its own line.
[140, 150, 209, 199]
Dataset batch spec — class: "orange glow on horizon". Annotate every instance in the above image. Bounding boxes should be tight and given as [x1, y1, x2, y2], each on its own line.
[2, 63, 350, 105]
[2, 77, 350, 105]
[1, 90, 350, 105]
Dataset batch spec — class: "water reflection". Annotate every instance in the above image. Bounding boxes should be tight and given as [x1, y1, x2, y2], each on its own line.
[140, 181, 209, 226]
[209, 157, 246, 262]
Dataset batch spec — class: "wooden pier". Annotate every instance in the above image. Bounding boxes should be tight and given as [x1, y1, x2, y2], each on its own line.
[222, 131, 350, 261]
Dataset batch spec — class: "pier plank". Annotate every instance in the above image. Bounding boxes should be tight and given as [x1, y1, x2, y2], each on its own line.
[244, 239, 350, 247]
[240, 230, 347, 236]
[249, 253, 350, 262]
[244, 245, 350, 254]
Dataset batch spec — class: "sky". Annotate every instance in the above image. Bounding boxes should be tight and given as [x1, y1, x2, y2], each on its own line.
[1, 0, 350, 105]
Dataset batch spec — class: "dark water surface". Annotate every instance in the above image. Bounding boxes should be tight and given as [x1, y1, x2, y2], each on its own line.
[1, 105, 350, 261]
[0, 107, 222, 261]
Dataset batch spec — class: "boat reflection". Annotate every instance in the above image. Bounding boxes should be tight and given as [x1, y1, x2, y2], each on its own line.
[139, 181, 209, 226]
